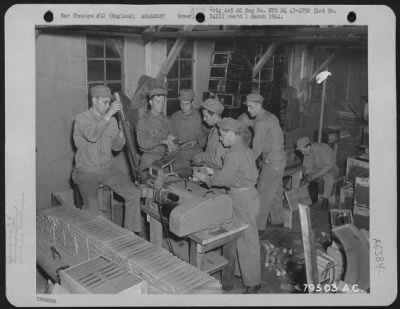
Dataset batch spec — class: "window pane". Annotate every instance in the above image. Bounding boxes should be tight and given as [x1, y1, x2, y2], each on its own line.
[87, 37, 104, 58]
[180, 42, 193, 59]
[106, 60, 121, 81]
[105, 39, 121, 58]
[167, 99, 180, 116]
[168, 62, 179, 79]
[107, 83, 122, 94]
[180, 60, 192, 78]
[167, 80, 179, 98]
[87, 60, 104, 81]
[180, 79, 192, 89]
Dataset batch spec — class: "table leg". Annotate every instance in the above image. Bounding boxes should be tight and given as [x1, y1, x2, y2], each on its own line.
[189, 239, 204, 269]
[149, 216, 163, 247]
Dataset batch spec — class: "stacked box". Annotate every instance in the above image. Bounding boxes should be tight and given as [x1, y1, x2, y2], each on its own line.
[353, 177, 369, 230]
[339, 184, 354, 210]
[37, 205, 222, 294]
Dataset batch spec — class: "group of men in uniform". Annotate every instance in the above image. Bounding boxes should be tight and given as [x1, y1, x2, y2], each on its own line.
[72, 83, 338, 293]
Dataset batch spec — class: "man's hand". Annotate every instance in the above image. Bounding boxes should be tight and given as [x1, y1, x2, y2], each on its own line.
[192, 153, 206, 165]
[181, 140, 197, 149]
[104, 101, 122, 121]
[300, 175, 312, 186]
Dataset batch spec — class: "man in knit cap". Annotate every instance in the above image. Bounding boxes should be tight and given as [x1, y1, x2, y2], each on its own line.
[245, 92, 287, 231]
[72, 85, 142, 233]
[170, 89, 206, 171]
[205, 117, 261, 293]
[192, 98, 227, 169]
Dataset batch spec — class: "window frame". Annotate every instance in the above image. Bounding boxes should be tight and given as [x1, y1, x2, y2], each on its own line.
[86, 35, 124, 107]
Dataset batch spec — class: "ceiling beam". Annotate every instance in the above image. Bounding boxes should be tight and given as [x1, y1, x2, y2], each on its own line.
[142, 27, 367, 41]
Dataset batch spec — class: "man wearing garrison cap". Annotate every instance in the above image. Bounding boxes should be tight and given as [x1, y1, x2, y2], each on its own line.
[296, 137, 339, 210]
[136, 85, 177, 169]
[204, 118, 261, 293]
[72, 85, 142, 233]
[245, 92, 287, 231]
[169, 89, 206, 171]
[192, 98, 227, 169]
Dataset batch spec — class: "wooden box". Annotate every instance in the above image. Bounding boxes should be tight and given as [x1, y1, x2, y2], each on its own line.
[339, 184, 354, 210]
[353, 205, 369, 230]
[346, 156, 369, 183]
[60, 256, 147, 294]
[354, 177, 369, 208]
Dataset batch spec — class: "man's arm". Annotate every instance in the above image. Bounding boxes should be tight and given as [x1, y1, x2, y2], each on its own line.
[136, 120, 165, 153]
[75, 114, 110, 143]
[208, 152, 238, 187]
[252, 120, 267, 160]
[111, 119, 126, 151]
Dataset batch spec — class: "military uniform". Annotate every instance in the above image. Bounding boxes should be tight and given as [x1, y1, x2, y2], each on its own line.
[73, 85, 141, 232]
[208, 118, 261, 290]
[299, 139, 339, 199]
[136, 87, 172, 170]
[136, 111, 172, 170]
[248, 94, 286, 229]
[192, 98, 227, 169]
[170, 89, 206, 170]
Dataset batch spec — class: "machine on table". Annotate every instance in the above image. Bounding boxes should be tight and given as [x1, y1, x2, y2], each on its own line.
[141, 158, 248, 278]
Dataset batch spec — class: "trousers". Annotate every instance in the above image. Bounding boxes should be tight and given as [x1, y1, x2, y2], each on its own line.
[256, 158, 286, 229]
[73, 165, 142, 232]
[228, 187, 261, 287]
[315, 167, 339, 198]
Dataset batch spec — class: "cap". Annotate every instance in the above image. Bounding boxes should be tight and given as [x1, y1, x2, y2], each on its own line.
[90, 85, 111, 99]
[179, 89, 195, 101]
[201, 98, 224, 115]
[148, 87, 168, 98]
[296, 137, 311, 149]
[217, 117, 242, 133]
[245, 92, 264, 104]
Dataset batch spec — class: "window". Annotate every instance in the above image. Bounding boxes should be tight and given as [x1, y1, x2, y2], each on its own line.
[166, 40, 194, 115]
[86, 36, 123, 105]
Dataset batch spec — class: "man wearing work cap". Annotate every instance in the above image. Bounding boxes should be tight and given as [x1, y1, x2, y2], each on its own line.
[136, 86, 177, 170]
[246, 92, 287, 231]
[72, 85, 142, 233]
[296, 137, 339, 210]
[170, 89, 206, 171]
[192, 98, 227, 169]
[204, 117, 261, 293]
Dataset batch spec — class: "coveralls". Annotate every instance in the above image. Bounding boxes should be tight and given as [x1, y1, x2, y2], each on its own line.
[209, 139, 261, 288]
[72, 109, 141, 232]
[252, 109, 287, 229]
[136, 111, 171, 170]
[303, 143, 339, 198]
[170, 109, 206, 169]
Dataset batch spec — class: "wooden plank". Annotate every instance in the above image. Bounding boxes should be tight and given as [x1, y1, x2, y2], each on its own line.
[298, 204, 319, 290]
[156, 25, 194, 79]
[252, 43, 278, 79]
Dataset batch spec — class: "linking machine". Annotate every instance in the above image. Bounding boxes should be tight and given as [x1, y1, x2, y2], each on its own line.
[141, 154, 233, 237]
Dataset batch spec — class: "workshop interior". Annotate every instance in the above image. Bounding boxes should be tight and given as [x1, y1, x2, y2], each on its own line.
[35, 24, 369, 295]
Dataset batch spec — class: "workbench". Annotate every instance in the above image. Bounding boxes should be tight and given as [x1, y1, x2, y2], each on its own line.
[141, 200, 248, 279]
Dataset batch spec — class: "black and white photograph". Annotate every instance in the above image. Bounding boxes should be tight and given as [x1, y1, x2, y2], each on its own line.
[5, 4, 397, 307]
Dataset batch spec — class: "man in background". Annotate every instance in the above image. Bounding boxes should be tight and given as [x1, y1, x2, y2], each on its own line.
[245, 93, 287, 231]
[296, 137, 339, 210]
[170, 89, 206, 172]
[192, 98, 227, 169]
[136, 86, 178, 170]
